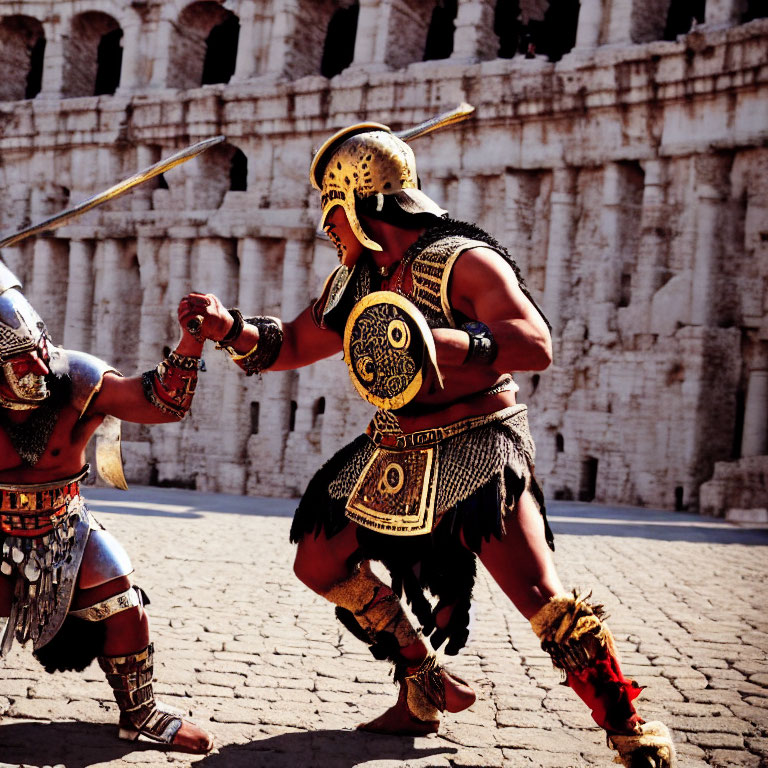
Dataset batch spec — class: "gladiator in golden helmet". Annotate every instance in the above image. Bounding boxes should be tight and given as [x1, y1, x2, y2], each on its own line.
[309, 104, 474, 252]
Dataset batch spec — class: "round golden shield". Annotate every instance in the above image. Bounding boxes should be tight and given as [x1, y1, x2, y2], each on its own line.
[343, 291, 441, 410]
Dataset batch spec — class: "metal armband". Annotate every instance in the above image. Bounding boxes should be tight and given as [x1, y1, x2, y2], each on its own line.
[141, 350, 200, 420]
[225, 316, 283, 376]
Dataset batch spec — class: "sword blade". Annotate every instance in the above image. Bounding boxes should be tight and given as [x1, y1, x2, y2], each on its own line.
[0, 135, 225, 250]
[394, 102, 475, 142]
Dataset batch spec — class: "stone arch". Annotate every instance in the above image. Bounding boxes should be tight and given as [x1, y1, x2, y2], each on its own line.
[321, 2, 359, 78]
[188, 141, 248, 209]
[664, 0, 706, 39]
[284, 0, 342, 79]
[168, 2, 240, 89]
[0, 15, 46, 101]
[62, 12, 123, 98]
[423, 0, 458, 60]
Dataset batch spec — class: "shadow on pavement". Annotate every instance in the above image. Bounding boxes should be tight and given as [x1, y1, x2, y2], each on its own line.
[195, 729, 457, 768]
[548, 502, 768, 545]
[0, 721, 164, 768]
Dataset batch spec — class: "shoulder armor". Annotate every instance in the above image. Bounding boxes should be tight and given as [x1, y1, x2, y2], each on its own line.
[55, 349, 121, 418]
[411, 235, 489, 328]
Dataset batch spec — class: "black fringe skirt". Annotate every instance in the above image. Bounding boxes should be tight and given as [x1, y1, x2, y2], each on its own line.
[290, 409, 554, 655]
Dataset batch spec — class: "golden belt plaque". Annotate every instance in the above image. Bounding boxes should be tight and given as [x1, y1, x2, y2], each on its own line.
[343, 291, 442, 411]
[346, 444, 438, 535]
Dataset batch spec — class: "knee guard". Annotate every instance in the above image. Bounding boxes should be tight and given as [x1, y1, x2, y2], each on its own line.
[530, 590, 643, 733]
[69, 585, 145, 622]
[323, 561, 419, 657]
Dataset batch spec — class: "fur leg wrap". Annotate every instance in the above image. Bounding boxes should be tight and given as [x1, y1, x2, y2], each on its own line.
[323, 561, 419, 656]
[98, 643, 181, 744]
[397, 654, 444, 723]
[530, 590, 643, 733]
[608, 721, 677, 767]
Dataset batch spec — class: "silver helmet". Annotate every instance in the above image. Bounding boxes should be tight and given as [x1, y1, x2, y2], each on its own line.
[0, 261, 50, 408]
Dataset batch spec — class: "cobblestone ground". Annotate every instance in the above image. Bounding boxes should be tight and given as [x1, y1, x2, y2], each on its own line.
[1, 486, 767, 768]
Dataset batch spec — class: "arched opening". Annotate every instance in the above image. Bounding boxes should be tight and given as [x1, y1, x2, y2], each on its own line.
[321, 3, 359, 77]
[94, 27, 123, 95]
[578, 456, 598, 501]
[423, 0, 458, 61]
[289, 400, 298, 432]
[169, 2, 240, 89]
[494, 0, 524, 58]
[663, 0, 706, 39]
[555, 433, 565, 453]
[0, 15, 46, 101]
[312, 396, 326, 428]
[201, 12, 240, 85]
[250, 402, 260, 435]
[230, 148, 248, 191]
[743, 1, 767, 21]
[188, 141, 247, 208]
[63, 12, 123, 98]
[536, 0, 580, 62]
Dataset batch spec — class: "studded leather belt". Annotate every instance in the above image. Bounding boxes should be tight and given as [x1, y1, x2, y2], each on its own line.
[0, 470, 87, 537]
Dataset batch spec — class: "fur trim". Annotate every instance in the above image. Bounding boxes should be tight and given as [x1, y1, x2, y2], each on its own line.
[608, 721, 677, 767]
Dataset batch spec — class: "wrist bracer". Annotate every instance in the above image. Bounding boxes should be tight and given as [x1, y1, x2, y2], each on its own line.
[461, 321, 498, 366]
[224, 316, 283, 376]
[141, 350, 199, 420]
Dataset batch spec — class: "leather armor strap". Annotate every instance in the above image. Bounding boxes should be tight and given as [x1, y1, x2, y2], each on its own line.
[141, 350, 199, 420]
[70, 585, 141, 621]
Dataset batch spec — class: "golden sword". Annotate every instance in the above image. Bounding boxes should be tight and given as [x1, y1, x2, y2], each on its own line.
[0, 135, 225, 250]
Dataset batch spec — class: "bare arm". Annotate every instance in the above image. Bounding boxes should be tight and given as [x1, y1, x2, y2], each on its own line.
[178, 293, 342, 372]
[435, 246, 552, 373]
[88, 332, 204, 423]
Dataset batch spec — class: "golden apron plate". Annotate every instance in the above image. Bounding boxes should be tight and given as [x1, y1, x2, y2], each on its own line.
[346, 444, 438, 536]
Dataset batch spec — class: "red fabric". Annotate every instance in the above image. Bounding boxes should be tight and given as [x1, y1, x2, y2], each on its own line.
[566, 645, 644, 732]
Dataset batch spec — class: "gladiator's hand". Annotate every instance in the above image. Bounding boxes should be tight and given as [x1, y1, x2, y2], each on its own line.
[178, 293, 234, 342]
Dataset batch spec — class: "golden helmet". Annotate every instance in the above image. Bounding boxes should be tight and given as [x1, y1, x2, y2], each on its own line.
[309, 123, 447, 252]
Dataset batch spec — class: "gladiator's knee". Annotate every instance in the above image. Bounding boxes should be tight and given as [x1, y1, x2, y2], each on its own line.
[70, 584, 147, 623]
[530, 590, 643, 733]
[78, 529, 133, 589]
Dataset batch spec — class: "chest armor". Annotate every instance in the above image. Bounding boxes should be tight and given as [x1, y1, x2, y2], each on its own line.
[321, 235, 491, 335]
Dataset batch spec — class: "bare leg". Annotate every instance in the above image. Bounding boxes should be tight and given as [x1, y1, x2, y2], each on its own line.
[476, 490, 564, 618]
[75, 577, 213, 754]
[480, 492, 675, 766]
[294, 523, 475, 734]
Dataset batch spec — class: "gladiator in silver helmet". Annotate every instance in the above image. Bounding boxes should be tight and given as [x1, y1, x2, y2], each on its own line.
[0, 261, 50, 408]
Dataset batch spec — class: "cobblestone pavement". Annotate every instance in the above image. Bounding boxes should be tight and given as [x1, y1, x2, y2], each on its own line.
[1, 486, 767, 768]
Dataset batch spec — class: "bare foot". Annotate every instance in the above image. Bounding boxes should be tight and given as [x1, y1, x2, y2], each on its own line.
[357, 685, 440, 736]
[442, 669, 476, 713]
[171, 718, 214, 754]
[119, 715, 214, 753]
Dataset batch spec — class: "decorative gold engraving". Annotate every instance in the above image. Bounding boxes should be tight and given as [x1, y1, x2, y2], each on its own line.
[343, 291, 442, 410]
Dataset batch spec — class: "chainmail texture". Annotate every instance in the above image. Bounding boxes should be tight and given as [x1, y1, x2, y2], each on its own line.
[328, 407, 536, 516]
